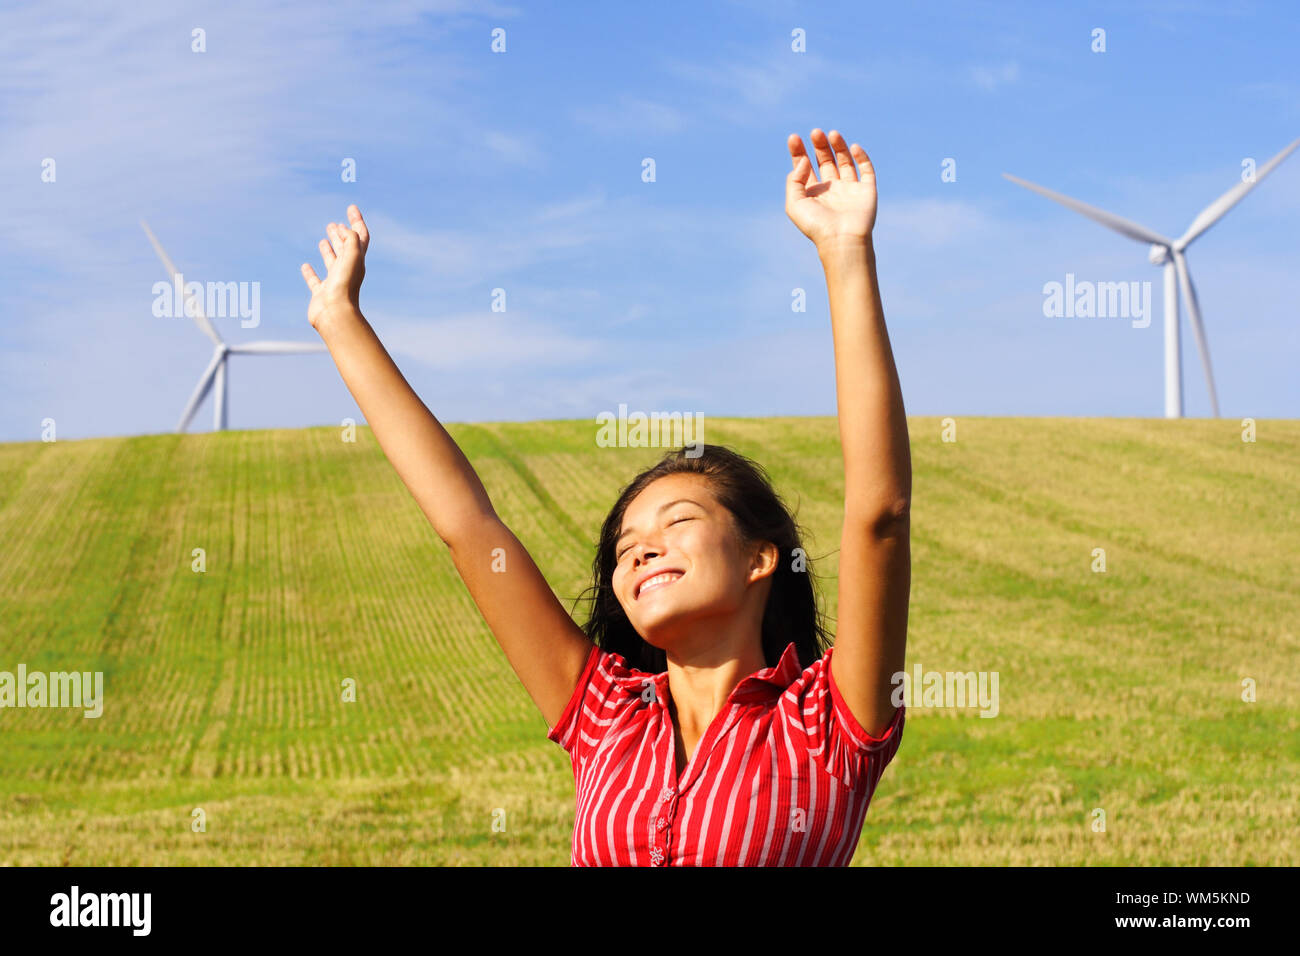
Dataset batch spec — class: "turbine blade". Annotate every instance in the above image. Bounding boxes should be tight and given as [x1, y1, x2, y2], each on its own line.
[1172, 251, 1220, 418]
[139, 220, 223, 346]
[177, 348, 224, 432]
[1176, 138, 1300, 249]
[226, 341, 328, 354]
[1002, 173, 1173, 246]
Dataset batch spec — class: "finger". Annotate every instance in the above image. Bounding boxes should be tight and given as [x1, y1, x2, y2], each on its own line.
[327, 222, 353, 257]
[787, 133, 814, 185]
[319, 238, 336, 271]
[787, 132, 805, 170]
[786, 154, 811, 206]
[301, 263, 322, 292]
[850, 142, 876, 180]
[829, 130, 858, 181]
[334, 221, 359, 251]
[347, 205, 369, 250]
[810, 128, 838, 181]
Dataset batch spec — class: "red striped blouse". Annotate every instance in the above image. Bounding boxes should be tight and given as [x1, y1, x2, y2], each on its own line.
[546, 639, 905, 866]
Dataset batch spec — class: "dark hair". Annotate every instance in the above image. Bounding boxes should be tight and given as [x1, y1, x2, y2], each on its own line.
[573, 443, 831, 674]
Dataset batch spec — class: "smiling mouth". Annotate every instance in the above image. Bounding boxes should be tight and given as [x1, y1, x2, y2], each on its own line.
[637, 571, 684, 599]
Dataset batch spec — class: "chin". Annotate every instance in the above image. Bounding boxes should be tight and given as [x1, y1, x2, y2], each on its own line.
[630, 599, 725, 652]
[629, 607, 691, 651]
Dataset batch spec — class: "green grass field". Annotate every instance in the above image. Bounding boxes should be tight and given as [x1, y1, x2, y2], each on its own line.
[1, 417, 1296, 865]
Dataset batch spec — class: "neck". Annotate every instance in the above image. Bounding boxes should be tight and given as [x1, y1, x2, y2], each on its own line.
[663, 624, 767, 739]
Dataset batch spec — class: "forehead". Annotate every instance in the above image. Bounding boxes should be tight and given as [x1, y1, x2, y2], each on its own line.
[622, 473, 714, 524]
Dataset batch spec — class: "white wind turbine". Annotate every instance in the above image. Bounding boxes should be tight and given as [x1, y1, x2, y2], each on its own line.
[1004, 138, 1299, 418]
[141, 221, 327, 432]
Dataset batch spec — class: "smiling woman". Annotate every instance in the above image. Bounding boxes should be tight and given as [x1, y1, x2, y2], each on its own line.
[549, 443, 905, 865]
[300, 127, 910, 867]
[586, 448, 827, 681]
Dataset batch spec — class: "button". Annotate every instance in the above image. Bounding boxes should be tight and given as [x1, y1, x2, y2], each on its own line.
[660, 786, 674, 802]
[656, 817, 668, 831]
[650, 847, 665, 866]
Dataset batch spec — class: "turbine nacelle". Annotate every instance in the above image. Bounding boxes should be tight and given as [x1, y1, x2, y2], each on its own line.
[1147, 243, 1171, 266]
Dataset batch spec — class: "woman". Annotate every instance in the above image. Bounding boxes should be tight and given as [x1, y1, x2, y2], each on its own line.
[300, 128, 911, 866]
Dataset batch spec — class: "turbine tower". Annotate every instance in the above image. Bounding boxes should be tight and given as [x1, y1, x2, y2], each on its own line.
[141, 221, 327, 432]
[1004, 138, 1299, 418]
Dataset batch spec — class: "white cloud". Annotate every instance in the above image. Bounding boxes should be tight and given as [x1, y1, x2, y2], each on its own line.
[878, 197, 996, 247]
[571, 95, 687, 135]
[351, 204, 607, 291]
[483, 129, 538, 164]
[534, 189, 608, 223]
[971, 61, 1020, 91]
[374, 311, 603, 369]
[662, 54, 810, 112]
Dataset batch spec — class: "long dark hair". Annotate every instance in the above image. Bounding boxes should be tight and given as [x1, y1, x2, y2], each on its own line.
[573, 443, 831, 674]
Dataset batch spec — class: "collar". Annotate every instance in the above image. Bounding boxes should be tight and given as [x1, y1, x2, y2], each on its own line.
[612, 641, 804, 704]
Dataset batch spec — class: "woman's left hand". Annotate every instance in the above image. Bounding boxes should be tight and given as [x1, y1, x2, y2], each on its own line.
[785, 129, 877, 248]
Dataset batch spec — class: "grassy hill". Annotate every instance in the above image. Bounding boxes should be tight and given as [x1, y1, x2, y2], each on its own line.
[0, 417, 1296, 865]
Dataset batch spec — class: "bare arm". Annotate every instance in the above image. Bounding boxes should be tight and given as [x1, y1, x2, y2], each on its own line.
[785, 131, 911, 738]
[820, 237, 911, 738]
[300, 206, 594, 728]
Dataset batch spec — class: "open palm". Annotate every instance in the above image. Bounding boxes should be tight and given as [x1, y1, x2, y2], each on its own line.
[785, 129, 878, 247]
[301, 204, 370, 331]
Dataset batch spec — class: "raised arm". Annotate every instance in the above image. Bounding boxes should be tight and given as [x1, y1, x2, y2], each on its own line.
[300, 206, 594, 729]
[784, 131, 911, 738]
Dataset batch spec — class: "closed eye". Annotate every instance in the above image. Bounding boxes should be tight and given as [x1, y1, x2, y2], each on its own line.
[616, 516, 693, 562]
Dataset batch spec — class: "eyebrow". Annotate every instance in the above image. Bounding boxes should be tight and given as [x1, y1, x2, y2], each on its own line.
[616, 498, 704, 546]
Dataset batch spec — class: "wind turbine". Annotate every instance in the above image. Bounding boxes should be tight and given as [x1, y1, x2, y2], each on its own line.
[141, 221, 327, 432]
[1004, 138, 1299, 418]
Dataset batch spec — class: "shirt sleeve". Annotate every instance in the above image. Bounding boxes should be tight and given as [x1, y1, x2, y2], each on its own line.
[796, 646, 906, 790]
[546, 642, 649, 756]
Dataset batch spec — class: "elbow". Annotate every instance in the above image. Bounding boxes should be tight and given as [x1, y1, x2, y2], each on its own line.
[847, 498, 910, 537]
[877, 498, 910, 535]
[439, 509, 503, 552]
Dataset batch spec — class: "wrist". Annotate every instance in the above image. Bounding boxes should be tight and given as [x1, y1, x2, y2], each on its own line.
[818, 235, 875, 268]
[315, 300, 366, 337]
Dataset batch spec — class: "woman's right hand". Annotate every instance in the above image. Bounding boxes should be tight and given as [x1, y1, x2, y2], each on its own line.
[785, 130, 877, 251]
[300, 204, 370, 331]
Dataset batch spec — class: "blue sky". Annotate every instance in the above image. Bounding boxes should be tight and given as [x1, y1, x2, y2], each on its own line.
[2, 0, 1297, 441]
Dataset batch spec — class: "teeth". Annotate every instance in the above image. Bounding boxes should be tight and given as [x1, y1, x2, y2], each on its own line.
[639, 572, 682, 596]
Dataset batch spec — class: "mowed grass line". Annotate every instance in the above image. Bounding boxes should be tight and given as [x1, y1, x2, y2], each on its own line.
[0, 418, 1295, 865]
